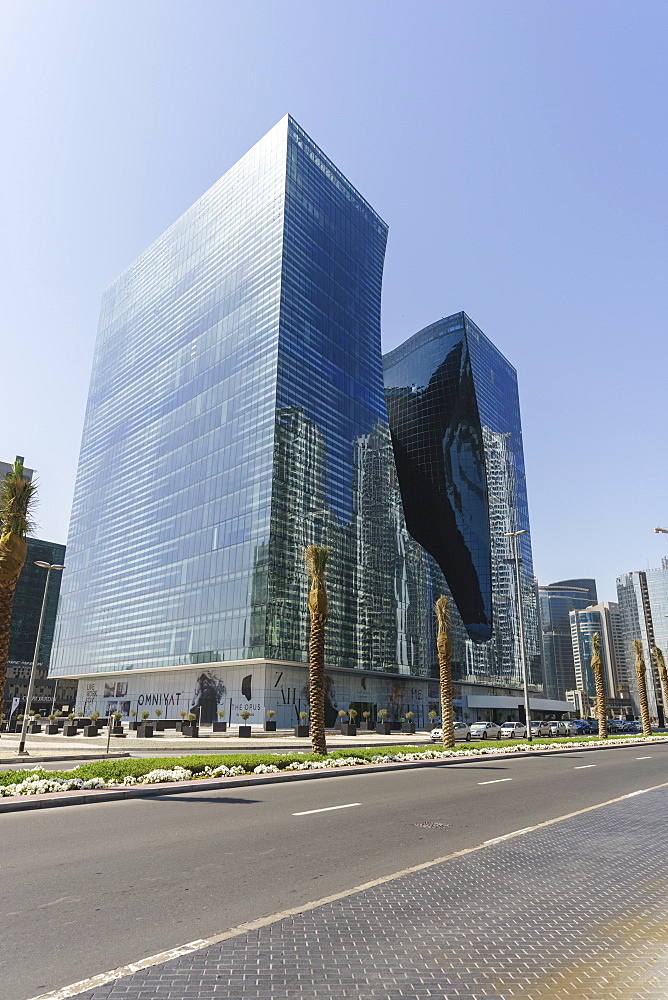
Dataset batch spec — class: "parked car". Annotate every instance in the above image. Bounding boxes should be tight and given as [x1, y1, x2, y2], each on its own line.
[571, 719, 591, 735]
[548, 720, 568, 737]
[610, 719, 629, 733]
[469, 721, 502, 740]
[626, 720, 642, 733]
[500, 721, 527, 739]
[430, 721, 471, 742]
[587, 719, 599, 734]
[529, 720, 551, 737]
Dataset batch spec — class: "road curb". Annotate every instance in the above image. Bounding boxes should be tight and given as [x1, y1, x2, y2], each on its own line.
[0, 753, 131, 765]
[1, 737, 666, 814]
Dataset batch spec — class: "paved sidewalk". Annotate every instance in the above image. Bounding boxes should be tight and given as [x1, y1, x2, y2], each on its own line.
[45, 786, 668, 1000]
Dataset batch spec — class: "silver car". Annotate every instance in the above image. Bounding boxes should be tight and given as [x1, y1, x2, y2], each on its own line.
[500, 721, 527, 739]
[469, 721, 502, 740]
[530, 720, 551, 737]
[430, 721, 471, 742]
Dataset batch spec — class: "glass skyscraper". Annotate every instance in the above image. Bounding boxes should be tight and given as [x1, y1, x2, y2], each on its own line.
[51, 120, 556, 726]
[51, 117, 439, 725]
[383, 312, 543, 697]
[539, 579, 597, 700]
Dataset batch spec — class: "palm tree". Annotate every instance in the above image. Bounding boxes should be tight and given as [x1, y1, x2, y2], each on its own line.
[633, 639, 653, 737]
[590, 632, 608, 739]
[435, 595, 454, 748]
[0, 460, 37, 708]
[652, 646, 668, 727]
[305, 544, 328, 755]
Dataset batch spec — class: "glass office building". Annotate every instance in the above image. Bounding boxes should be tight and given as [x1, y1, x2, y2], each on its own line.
[51, 122, 555, 725]
[51, 117, 443, 726]
[4, 536, 76, 717]
[383, 313, 544, 699]
[539, 579, 597, 700]
[616, 565, 668, 724]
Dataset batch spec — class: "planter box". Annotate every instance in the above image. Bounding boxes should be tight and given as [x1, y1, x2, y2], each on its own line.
[63, 724, 78, 736]
[110, 727, 126, 738]
[182, 724, 199, 737]
[28, 724, 42, 734]
[213, 721, 227, 732]
[294, 725, 309, 737]
[375, 722, 392, 735]
[238, 725, 252, 737]
[83, 725, 99, 737]
[264, 720, 277, 732]
[153, 720, 165, 731]
[401, 723, 416, 734]
[129, 721, 140, 730]
[359, 721, 375, 731]
[136, 724, 154, 738]
[341, 724, 357, 736]
[45, 724, 59, 735]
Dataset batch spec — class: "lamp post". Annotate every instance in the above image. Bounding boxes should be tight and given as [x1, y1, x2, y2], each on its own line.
[504, 529, 532, 741]
[17, 561, 64, 755]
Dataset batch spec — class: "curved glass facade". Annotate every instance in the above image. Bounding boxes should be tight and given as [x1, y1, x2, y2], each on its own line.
[384, 313, 542, 688]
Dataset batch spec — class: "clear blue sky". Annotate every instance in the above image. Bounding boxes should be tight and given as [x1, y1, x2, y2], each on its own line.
[1, 0, 666, 601]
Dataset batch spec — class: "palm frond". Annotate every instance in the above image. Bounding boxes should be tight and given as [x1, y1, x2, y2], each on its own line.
[653, 646, 665, 672]
[305, 544, 329, 580]
[0, 460, 37, 537]
[633, 638, 645, 670]
[435, 595, 450, 629]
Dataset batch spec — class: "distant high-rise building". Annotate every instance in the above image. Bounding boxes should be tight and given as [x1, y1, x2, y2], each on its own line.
[569, 601, 632, 714]
[616, 564, 668, 725]
[4, 536, 75, 717]
[539, 579, 597, 700]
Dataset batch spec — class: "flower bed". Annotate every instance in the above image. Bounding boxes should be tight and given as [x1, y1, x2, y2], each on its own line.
[1, 735, 665, 798]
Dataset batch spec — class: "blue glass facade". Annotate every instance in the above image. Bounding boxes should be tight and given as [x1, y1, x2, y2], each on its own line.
[383, 313, 542, 689]
[52, 116, 435, 688]
[539, 579, 597, 700]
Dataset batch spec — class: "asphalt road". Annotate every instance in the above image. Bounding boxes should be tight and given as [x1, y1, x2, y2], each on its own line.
[3, 743, 667, 1000]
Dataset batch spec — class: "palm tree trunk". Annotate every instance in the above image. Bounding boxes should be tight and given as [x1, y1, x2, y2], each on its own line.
[593, 665, 608, 738]
[652, 647, 668, 730]
[634, 639, 653, 737]
[590, 634, 607, 738]
[435, 596, 454, 748]
[305, 545, 329, 756]
[308, 609, 327, 755]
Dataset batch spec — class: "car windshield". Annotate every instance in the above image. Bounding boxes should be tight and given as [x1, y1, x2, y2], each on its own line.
[501, 723, 515, 728]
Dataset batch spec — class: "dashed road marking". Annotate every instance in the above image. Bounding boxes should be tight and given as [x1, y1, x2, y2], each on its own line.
[478, 778, 513, 785]
[293, 802, 360, 816]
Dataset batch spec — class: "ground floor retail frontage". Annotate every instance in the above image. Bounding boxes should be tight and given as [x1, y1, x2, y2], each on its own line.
[62, 660, 573, 729]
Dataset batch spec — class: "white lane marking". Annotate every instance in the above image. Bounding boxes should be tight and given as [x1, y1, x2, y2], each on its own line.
[484, 827, 534, 844]
[477, 778, 512, 785]
[292, 802, 360, 816]
[574, 765, 597, 769]
[637, 756, 652, 760]
[28, 779, 668, 1000]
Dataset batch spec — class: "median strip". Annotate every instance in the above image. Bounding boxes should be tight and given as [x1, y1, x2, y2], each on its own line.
[1, 736, 667, 813]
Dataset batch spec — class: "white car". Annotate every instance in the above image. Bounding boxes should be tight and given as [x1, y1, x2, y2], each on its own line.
[430, 721, 471, 742]
[500, 721, 527, 739]
[530, 720, 551, 737]
[469, 721, 502, 740]
[548, 720, 576, 737]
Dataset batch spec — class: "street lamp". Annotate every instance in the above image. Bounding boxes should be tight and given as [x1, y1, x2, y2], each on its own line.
[17, 561, 65, 755]
[655, 528, 668, 534]
[504, 529, 532, 741]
